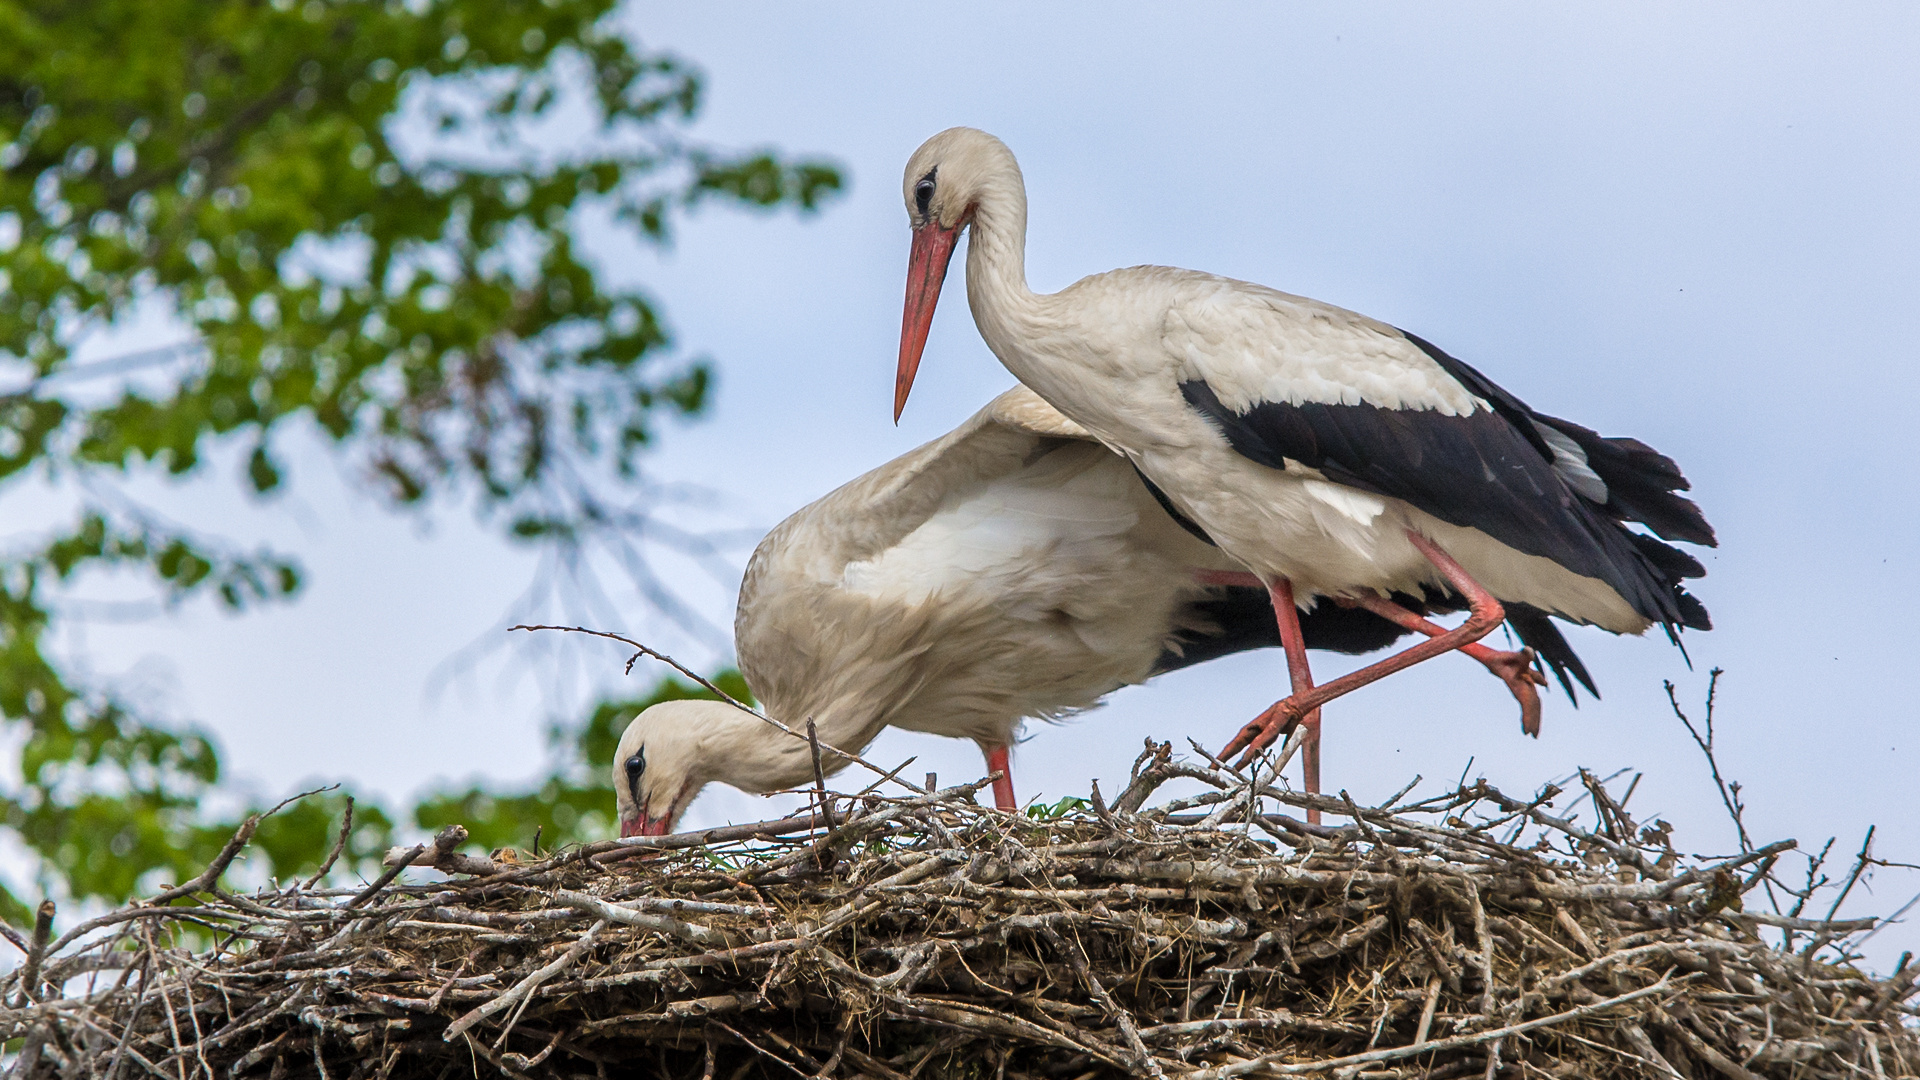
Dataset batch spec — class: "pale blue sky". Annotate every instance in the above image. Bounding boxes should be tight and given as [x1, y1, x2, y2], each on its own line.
[36, 4, 1919, 962]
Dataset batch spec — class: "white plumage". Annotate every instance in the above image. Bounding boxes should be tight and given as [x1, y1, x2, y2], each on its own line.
[954, 260, 1639, 629]
[611, 387, 1234, 834]
[842, 440, 1140, 617]
[893, 127, 1713, 783]
[611, 386, 1529, 835]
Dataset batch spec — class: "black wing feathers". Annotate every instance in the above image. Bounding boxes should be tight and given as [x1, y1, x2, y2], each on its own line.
[1136, 474, 1604, 685]
[1178, 380, 1579, 563]
[1180, 378, 1679, 625]
[1404, 333, 1716, 548]
[1531, 414, 1717, 547]
[1398, 332, 1561, 463]
[1178, 332, 1712, 634]
[1401, 335, 1713, 633]
[1626, 530, 1706, 585]
[1503, 601, 1599, 701]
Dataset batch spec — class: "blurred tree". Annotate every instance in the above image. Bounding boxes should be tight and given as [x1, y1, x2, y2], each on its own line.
[0, 0, 839, 920]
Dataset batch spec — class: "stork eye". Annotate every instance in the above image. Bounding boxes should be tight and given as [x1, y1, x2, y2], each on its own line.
[623, 751, 645, 798]
[914, 177, 935, 217]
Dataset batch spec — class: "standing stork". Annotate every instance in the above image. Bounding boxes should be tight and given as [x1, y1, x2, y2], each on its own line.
[891, 128, 1714, 791]
[611, 387, 1564, 836]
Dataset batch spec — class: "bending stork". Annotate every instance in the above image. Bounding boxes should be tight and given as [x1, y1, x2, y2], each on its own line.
[891, 128, 1714, 788]
[612, 387, 1561, 835]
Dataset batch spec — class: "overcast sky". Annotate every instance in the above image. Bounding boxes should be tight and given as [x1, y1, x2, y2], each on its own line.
[44, 5, 1919, 963]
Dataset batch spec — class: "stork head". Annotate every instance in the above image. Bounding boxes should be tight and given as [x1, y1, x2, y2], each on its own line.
[611, 699, 736, 837]
[612, 697, 820, 838]
[896, 127, 1021, 422]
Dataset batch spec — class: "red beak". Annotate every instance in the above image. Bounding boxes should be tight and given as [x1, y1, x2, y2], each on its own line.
[620, 815, 672, 838]
[896, 221, 962, 422]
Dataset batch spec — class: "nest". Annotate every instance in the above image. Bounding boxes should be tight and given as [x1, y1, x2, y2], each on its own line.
[4, 744, 1916, 1079]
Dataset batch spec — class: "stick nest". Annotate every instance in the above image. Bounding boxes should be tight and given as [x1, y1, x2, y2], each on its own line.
[6, 746, 1917, 1079]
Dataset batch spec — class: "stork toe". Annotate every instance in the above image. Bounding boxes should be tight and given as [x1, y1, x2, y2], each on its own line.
[1471, 646, 1548, 736]
[1221, 697, 1306, 766]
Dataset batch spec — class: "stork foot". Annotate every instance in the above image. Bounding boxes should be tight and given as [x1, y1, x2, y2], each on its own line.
[1466, 644, 1547, 736]
[1220, 696, 1309, 767]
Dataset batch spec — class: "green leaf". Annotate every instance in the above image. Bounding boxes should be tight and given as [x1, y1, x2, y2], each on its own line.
[246, 443, 281, 493]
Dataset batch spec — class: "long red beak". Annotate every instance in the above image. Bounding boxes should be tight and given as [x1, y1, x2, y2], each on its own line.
[620, 815, 672, 838]
[896, 221, 961, 422]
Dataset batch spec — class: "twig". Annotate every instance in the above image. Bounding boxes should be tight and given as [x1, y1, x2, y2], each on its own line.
[708, 1019, 815, 1079]
[147, 821, 262, 909]
[374, 824, 476, 879]
[349, 845, 424, 909]
[1186, 975, 1689, 1078]
[806, 719, 837, 832]
[853, 756, 919, 798]
[1413, 974, 1441, 1046]
[6, 1023, 51, 1080]
[1668, 669, 1751, 854]
[444, 920, 608, 1041]
[1803, 825, 1879, 960]
[1466, 878, 1495, 1023]
[100, 949, 157, 1080]
[1043, 926, 1169, 1079]
[301, 796, 354, 889]
[1380, 774, 1424, 812]
[146, 785, 335, 909]
[552, 892, 733, 948]
[1464, 875, 1501, 1078]
[1856, 889, 1920, 947]
[589, 810, 829, 859]
[1821, 825, 1878, 927]
[17, 900, 54, 1004]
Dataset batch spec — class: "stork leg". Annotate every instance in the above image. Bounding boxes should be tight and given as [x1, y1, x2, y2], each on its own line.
[1263, 576, 1324, 823]
[983, 745, 1017, 811]
[1336, 594, 1548, 736]
[1220, 532, 1505, 766]
[1196, 566, 1539, 729]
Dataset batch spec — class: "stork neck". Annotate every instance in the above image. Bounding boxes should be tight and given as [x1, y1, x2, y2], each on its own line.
[741, 677, 891, 789]
[962, 177, 1038, 356]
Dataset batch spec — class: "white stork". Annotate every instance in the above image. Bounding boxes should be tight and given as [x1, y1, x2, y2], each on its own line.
[611, 387, 1559, 836]
[891, 128, 1714, 788]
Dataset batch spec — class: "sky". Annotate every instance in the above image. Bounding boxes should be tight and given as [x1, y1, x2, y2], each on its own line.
[26, 5, 1920, 963]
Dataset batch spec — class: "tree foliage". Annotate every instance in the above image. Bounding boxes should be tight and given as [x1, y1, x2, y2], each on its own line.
[0, 0, 839, 920]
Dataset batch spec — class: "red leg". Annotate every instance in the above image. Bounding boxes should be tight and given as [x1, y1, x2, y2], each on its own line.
[1263, 576, 1324, 823]
[1220, 532, 1506, 766]
[984, 745, 1016, 811]
[1195, 568, 1324, 813]
[1197, 568, 1544, 734]
[1339, 593, 1548, 736]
